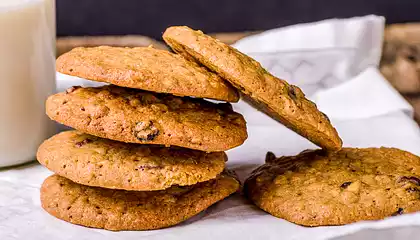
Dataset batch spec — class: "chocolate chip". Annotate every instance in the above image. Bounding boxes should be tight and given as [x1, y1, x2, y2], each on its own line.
[398, 176, 420, 186]
[66, 86, 81, 94]
[288, 85, 297, 101]
[265, 152, 276, 162]
[75, 138, 92, 147]
[133, 121, 159, 141]
[391, 207, 404, 216]
[340, 182, 352, 189]
[408, 177, 420, 185]
[137, 165, 163, 171]
[407, 187, 419, 193]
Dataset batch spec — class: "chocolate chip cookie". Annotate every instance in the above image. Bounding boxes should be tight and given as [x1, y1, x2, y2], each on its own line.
[41, 173, 240, 230]
[56, 46, 239, 102]
[163, 26, 342, 150]
[37, 131, 226, 191]
[244, 148, 420, 226]
[46, 85, 247, 152]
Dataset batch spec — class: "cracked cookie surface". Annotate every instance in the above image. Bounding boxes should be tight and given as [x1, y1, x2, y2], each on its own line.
[46, 85, 247, 152]
[56, 46, 239, 102]
[41, 173, 240, 230]
[244, 148, 420, 226]
[37, 131, 226, 191]
[163, 26, 342, 150]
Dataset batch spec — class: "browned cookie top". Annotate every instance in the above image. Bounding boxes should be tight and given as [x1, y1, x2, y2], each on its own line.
[56, 46, 239, 102]
[46, 85, 247, 152]
[244, 148, 420, 226]
[163, 26, 342, 150]
[37, 131, 226, 191]
[41, 173, 240, 231]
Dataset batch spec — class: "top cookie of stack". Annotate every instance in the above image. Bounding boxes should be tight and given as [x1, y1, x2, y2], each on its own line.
[56, 46, 240, 102]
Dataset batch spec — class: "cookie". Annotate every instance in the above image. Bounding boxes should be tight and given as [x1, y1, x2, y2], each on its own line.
[244, 148, 420, 226]
[163, 26, 342, 150]
[56, 46, 239, 102]
[37, 131, 226, 191]
[46, 85, 247, 152]
[41, 173, 240, 230]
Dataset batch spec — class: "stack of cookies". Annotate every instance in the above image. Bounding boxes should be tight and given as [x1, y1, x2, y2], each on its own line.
[37, 41, 248, 230]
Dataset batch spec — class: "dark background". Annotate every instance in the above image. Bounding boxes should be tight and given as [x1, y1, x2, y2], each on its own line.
[57, 0, 419, 39]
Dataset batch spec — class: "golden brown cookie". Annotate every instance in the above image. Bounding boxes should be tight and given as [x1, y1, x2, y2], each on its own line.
[37, 131, 226, 191]
[46, 85, 247, 152]
[244, 148, 420, 226]
[163, 26, 342, 150]
[40, 173, 240, 231]
[56, 46, 239, 102]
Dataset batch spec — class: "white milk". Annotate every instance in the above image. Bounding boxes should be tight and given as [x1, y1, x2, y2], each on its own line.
[0, 0, 56, 167]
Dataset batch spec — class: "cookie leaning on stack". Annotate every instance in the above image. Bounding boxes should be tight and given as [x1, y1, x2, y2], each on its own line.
[37, 42, 246, 230]
[163, 26, 342, 150]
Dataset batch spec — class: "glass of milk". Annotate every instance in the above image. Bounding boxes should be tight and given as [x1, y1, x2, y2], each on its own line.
[0, 0, 56, 167]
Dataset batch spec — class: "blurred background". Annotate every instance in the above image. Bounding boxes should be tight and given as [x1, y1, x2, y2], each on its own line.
[56, 0, 418, 38]
[55, 0, 420, 123]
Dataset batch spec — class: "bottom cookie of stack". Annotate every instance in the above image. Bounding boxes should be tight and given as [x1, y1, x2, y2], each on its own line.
[245, 148, 420, 226]
[41, 173, 239, 231]
[36, 131, 240, 230]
